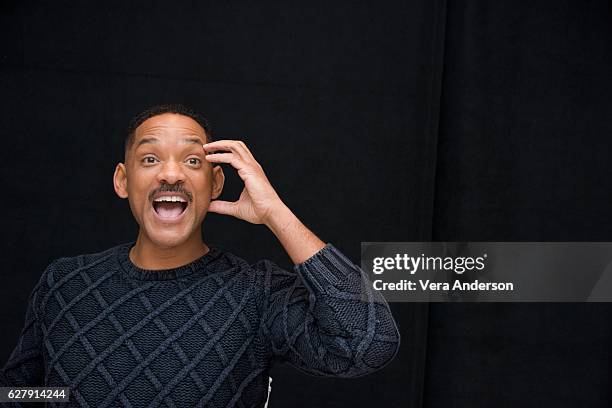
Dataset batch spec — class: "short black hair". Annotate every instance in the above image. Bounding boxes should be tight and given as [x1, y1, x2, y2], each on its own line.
[125, 104, 213, 155]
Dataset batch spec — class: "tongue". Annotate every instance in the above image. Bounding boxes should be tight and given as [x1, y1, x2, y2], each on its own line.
[156, 202, 184, 218]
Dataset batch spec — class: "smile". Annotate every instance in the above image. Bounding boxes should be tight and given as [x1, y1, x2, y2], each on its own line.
[151, 195, 189, 222]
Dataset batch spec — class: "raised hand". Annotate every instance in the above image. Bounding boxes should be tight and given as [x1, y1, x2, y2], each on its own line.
[203, 140, 284, 225]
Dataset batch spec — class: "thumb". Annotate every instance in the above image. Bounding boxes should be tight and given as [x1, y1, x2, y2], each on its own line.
[208, 200, 238, 217]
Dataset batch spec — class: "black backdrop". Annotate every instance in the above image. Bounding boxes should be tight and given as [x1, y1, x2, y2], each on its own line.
[1, 1, 610, 407]
[426, 1, 612, 407]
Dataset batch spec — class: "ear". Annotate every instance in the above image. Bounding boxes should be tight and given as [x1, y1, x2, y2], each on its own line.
[113, 162, 129, 199]
[211, 165, 225, 199]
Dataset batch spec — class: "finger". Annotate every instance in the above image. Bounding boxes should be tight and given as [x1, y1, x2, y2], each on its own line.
[203, 140, 252, 162]
[205, 144, 260, 171]
[204, 152, 251, 173]
[204, 152, 235, 164]
[202, 140, 243, 153]
[208, 200, 238, 217]
[232, 140, 255, 161]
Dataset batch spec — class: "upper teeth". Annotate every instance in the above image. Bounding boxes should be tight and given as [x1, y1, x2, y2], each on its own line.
[154, 196, 187, 203]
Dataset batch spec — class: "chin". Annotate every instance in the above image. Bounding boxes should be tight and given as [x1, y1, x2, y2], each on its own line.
[146, 227, 194, 249]
[153, 237, 184, 249]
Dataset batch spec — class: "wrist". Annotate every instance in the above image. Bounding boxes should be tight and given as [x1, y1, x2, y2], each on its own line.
[263, 201, 326, 264]
[264, 202, 296, 234]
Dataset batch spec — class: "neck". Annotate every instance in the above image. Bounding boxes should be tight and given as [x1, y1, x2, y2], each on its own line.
[129, 230, 209, 270]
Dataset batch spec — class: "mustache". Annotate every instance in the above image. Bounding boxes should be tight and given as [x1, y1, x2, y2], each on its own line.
[149, 184, 193, 203]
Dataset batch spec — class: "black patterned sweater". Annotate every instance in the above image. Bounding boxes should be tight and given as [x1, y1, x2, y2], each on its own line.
[1, 242, 400, 407]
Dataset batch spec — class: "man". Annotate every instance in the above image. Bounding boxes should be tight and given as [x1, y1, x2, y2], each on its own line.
[1, 104, 400, 407]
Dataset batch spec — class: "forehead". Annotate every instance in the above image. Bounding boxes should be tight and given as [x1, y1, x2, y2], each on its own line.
[134, 113, 206, 141]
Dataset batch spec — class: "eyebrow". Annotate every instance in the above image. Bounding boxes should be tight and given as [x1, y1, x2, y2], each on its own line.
[136, 136, 204, 148]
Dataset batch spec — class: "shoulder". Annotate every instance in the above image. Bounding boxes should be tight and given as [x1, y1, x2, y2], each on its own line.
[209, 247, 288, 289]
[29, 244, 121, 317]
[212, 246, 252, 270]
[42, 244, 122, 286]
[217, 247, 285, 273]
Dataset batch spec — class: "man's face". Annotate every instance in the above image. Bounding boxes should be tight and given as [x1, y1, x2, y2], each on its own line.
[113, 113, 224, 248]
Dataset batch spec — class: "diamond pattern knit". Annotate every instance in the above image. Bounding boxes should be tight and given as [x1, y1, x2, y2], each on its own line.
[1, 243, 400, 407]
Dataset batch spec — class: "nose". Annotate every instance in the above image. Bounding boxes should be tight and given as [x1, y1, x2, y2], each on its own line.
[156, 159, 186, 185]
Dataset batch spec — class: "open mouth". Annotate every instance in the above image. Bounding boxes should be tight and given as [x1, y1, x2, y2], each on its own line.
[152, 196, 188, 219]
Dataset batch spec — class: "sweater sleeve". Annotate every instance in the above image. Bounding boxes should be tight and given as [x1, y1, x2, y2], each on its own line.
[1, 278, 45, 387]
[257, 244, 400, 378]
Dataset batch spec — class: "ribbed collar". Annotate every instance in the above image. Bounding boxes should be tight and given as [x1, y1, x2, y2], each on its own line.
[116, 241, 222, 281]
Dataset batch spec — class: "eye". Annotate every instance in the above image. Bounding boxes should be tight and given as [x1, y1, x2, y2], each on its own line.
[186, 157, 202, 166]
[141, 156, 158, 165]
